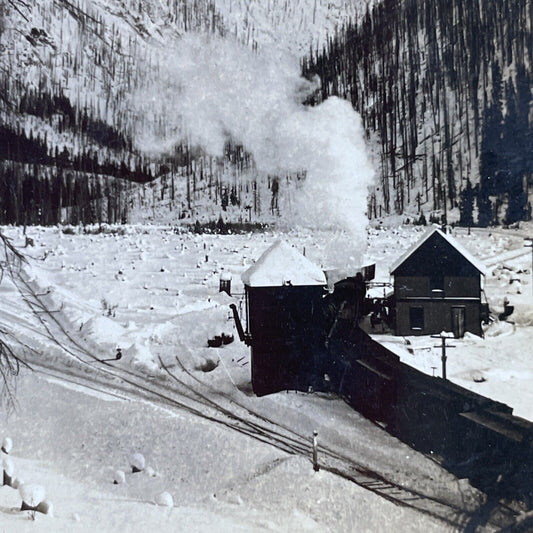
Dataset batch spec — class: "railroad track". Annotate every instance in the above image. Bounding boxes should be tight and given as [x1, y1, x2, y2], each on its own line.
[163, 351, 525, 532]
[453, 227, 531, 268]
[6, 265, 524, 531]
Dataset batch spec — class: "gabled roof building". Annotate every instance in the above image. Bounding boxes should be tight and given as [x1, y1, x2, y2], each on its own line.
[241, 240, 327, 396]
[390, 228, 486, 337]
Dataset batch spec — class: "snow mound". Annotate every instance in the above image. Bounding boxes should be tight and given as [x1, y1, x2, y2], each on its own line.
[154, 491, 174, 507]
[2, 457, 15, 477]
[218, 490, 243, 506]
[144, 466, 157, 478]
[471, 371, 487, 383]
[2, 437, 13, 454]
[113, 470, 126, 484]
[130, 452, 145, 473]
[484, 321, 515, 337]
[125, 343, 157, 372]
[507, 305, 533, 327]
[288, 509, 323, 532]
[19, 484, 46, 507]
[39, 499, 54, 517]
[463, 332, 482, 343]
[196, 357, 219, 373]
[82, 316, 126, 347]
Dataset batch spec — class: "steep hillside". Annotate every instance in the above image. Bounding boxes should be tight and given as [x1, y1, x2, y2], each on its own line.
[215, 0, 373, 54]
[0, 0, 371, 228]
[303, 0, 533, 226]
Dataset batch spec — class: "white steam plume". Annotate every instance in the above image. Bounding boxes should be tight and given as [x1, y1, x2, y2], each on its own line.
[134, 34, 375, 267]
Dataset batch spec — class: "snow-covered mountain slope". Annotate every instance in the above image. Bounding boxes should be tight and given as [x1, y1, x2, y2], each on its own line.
[214, 0, 374, 55]
[305, 0, 533, 225]
[0, 0, 375, 229]
[1, 0, 213, 149]
[0, 0, 373, 144]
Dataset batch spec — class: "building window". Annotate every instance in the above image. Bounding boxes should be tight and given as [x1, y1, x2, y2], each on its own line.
[430, 274, 444, 297]
[409, 306, 424, 330]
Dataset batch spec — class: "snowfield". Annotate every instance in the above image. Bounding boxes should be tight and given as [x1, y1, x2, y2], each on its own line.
[1, 222, 532, 531]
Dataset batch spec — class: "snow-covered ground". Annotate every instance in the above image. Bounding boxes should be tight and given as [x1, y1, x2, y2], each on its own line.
[0, 222, 532, 531]
[3, 368, 454, 533]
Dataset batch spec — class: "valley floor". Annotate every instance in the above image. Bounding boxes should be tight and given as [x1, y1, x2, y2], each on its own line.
[1, 222, 532, 531]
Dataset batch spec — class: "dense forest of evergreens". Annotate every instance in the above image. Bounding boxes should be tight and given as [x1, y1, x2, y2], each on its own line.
[0, 160, 131, 226]
[0, 88, 154, 226]
[302, 0, 533, 226]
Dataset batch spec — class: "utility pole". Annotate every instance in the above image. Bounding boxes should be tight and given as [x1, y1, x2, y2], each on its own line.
[524, 239, 533, 296]
[431, 334, 455, 380]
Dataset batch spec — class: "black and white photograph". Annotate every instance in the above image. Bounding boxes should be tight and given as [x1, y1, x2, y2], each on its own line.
[1, 0, 533, 531]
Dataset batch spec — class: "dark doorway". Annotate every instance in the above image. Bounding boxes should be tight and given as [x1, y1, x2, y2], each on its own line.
[451, 306, 466, 338]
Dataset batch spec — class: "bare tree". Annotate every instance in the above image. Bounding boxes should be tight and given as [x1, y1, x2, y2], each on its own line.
[0, 231, 30, 411]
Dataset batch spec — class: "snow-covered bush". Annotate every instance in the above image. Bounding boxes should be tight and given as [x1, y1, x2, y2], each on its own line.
[2, 436, 13, 454]
[19, 484, 46, 507]
[155, 491, 173, 507]
[129, 452, 145, 473]
[113, 470, 126, 484]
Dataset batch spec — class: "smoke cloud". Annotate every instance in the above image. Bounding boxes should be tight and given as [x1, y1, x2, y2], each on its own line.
[135, 34, 375, 268]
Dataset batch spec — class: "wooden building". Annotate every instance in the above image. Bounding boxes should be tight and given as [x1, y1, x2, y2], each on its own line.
[390, 228, 486, 337]
[241, 240, 327, 396]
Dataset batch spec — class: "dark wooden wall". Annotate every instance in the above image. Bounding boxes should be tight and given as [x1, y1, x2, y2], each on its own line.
[246, 285, 327, 396]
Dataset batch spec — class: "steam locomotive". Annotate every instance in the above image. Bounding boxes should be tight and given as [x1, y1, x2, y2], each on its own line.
[231, 269, 533, 502]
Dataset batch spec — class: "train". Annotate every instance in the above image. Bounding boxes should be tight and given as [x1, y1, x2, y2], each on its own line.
[231, 272, 533, 503]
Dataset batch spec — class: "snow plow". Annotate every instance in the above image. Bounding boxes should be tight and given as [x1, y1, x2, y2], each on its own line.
[231, 241, 533, 503]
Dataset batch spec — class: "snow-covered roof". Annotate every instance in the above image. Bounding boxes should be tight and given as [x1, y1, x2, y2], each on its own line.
[241, 240, 327, 287]
[389, 227, 487, 276]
